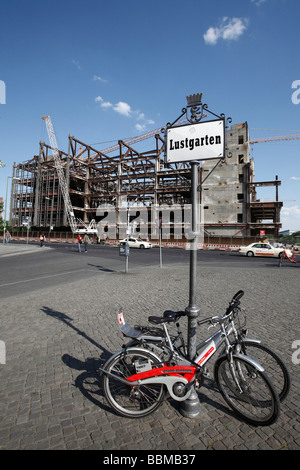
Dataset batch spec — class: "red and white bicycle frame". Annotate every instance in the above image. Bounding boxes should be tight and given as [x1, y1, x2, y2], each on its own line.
[101, 307, 263, 402]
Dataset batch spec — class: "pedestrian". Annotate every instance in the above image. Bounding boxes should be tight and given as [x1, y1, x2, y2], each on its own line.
[39, 233, 45, 247]
[5, 230, 11, 244]
[77, 235, 83, 252]
[83, 233, 89, 253]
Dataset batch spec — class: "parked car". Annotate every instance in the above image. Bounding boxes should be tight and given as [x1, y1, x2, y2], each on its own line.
[119, 237, 152, 249]
[239, 242, 293, 258]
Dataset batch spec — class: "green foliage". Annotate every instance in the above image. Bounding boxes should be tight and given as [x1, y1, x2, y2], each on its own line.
[279, 231, 300, 245]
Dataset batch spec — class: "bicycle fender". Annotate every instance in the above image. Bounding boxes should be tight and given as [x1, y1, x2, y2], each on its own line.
[215, 352, 265, 373]
[105, 347, 163, 365]
[235, 352, 265, 372]
[241, 338, 262, 345]
[99, 347, 163, 378]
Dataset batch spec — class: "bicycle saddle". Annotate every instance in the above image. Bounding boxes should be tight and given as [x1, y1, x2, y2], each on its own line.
[163, 310, 186, 319]
[148, 316, 173, 324]
[149, 310, 186, 324]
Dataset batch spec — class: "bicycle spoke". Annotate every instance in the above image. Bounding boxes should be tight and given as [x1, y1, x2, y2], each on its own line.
[102, 349, 165, 417]
[215, 355, 280, 426]
[237, 341, 290, 402]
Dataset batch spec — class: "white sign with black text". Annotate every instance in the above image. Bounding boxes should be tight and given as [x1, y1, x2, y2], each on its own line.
[166, 119, 225, 163]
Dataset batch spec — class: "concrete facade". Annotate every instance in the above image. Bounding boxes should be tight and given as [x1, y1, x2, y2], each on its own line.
[202, 123, 281, 238]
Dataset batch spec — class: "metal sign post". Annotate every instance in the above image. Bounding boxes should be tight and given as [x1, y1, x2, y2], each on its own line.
[179, 160, 201, 418]
[163, 93, 230, 418]
[22, 217, 31, 245]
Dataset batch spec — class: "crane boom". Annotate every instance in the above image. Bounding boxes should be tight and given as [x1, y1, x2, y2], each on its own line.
[42, 116, 78, 233]
[97, 118, 189, 155]
[96, 125, 300, 155]
[250, 134, 300, 144]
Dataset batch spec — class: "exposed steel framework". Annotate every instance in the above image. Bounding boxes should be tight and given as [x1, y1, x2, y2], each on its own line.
[10, 122, 283, 239]
[10, 131, 193, 231]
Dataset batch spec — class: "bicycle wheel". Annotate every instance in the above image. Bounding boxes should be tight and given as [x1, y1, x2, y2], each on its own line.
[214, 354, 280, 426]
[233, 340, 290, 402]
[102, 348, 165, 418]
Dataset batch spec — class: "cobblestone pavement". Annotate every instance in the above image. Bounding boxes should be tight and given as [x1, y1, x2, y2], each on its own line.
[0, 251, 299, 450]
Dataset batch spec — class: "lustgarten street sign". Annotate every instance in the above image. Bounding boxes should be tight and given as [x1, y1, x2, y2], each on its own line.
[166, 118, 225, 163]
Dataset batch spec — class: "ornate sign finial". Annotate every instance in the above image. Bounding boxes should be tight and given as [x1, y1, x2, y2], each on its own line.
[185, 93, 204, 124]
[186, 93, 203, 107]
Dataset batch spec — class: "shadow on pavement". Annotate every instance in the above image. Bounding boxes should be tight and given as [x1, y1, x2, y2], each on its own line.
[41, 306, 113, 412]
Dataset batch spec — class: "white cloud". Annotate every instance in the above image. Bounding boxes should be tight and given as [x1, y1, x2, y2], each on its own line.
[222, 17, 248, 40]
[95, 96, 113, 109]
[95, 96, 155, 130]
[135, 123, 146, 132]
[281, 205, 300, 231]
[72, 59, 82, 70]
[203, 27, 220, 46]
[290, 176, 300, 181]
[101, 101, 113, 109]
[113, 101, 132, 117]
[204, 17, 248, 45]
[93, 75, 108, 83]
[251, 0, 267, 6]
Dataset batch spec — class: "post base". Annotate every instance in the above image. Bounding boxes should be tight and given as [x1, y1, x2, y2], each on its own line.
[178, 388, 201, 418]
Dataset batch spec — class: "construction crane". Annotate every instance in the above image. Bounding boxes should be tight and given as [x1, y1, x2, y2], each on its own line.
[42, 116, 98, 234]
[250, 134, 300, 144]
[97, 118, 189, 155]
[96, 125, 300, 156]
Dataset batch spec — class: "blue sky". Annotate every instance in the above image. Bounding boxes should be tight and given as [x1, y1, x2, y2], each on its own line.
[0, 0, 299, 231]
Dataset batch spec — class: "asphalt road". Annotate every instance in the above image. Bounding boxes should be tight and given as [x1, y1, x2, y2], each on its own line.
[0, 242, 288, 300]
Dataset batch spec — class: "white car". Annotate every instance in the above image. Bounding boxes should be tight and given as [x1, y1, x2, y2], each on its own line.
[119, 237, 152, 249]
[239, 242, 292, 258]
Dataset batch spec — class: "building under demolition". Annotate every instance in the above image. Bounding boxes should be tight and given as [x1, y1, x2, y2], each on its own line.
[9, 122, 282, 241]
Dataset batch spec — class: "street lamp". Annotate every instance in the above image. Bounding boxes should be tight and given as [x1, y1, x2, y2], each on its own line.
[2, 176, 20, 244]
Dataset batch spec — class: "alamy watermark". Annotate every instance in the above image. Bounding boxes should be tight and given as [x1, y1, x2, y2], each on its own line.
[291, 80, 300, 104]
[0, 340, 5, 364]
[96, 198, 204, 249]
[0, 80, 6, 104]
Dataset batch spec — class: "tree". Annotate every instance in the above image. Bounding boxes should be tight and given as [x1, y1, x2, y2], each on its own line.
[279, 231, 300, 245]
[0, 160, 5, 168]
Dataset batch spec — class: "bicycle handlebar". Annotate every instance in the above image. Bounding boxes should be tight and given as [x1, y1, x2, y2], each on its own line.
[197, 290, 244, 328]
[232, 290, 244, 302]
[149, 291, 244, 327]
